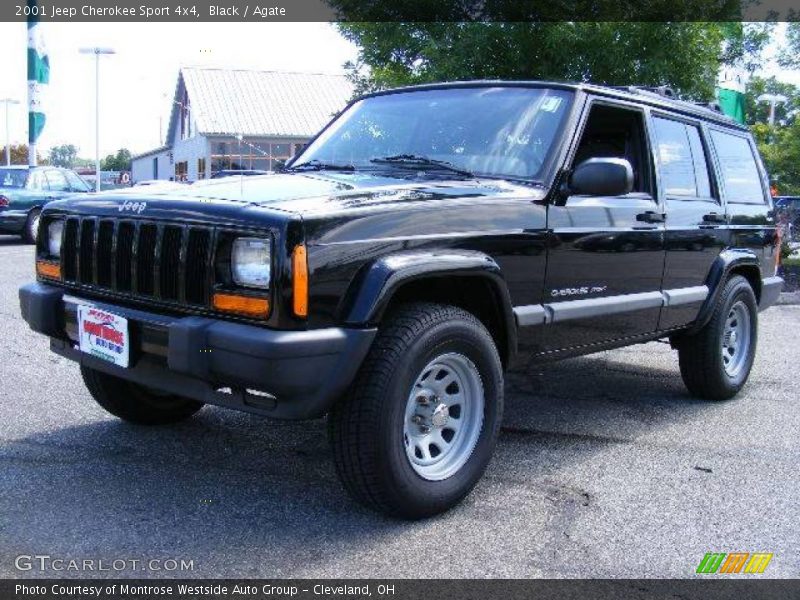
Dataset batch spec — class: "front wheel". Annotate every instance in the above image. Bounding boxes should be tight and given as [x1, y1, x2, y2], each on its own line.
[81, 366, 204, 425]
[677, 275, 758, 400]
[329, 303, 503, 519]
[22, 208, 41, 244]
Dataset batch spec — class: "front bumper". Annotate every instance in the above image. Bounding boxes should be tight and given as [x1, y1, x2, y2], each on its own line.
[19, 282, 376, 419]
[759, 276, 783, 311]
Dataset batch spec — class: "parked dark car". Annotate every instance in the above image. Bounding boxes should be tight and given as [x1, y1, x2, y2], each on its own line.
[210, 169, 270, 179]
[0, 166, 91, 243]
[19, 82, 783, 518]
[774, 196, 800, 211]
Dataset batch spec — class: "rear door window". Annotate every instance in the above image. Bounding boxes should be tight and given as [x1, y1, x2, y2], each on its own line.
[708, 130, 765, 204]
[64, 170, 91, 192]
[652, 116, 713, 199]
[45, 169, 69, 192]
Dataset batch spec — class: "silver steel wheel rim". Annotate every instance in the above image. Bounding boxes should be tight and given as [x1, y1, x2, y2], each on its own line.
[722, 300, 751, 379]
[403, 352, 484, 481]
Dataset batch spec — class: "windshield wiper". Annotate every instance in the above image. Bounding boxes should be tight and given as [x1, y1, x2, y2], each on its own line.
[370, 154, 474, 177]
[285, 160, 356, 172]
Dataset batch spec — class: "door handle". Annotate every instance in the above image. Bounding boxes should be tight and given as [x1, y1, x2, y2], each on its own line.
[702, 212, 726, 224]
[636, 211, 665, 223]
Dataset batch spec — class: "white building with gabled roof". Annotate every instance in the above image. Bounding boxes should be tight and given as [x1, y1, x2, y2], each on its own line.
[131, 67, 353, 183]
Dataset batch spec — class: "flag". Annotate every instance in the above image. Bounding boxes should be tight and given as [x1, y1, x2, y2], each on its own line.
[716, 66, 746, 125]
[27, 1, 49, 165]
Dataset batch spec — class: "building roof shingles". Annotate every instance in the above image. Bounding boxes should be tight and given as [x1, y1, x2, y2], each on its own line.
[181, 67, 353, 138]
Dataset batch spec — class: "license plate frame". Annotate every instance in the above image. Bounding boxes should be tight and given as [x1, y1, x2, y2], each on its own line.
[77, 305, 130, 368]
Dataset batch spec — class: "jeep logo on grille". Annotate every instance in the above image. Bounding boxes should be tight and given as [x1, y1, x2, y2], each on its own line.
[118, 200, 146, 214]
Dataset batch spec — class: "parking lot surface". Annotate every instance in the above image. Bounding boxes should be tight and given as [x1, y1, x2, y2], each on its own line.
[1, 236, 798, 578]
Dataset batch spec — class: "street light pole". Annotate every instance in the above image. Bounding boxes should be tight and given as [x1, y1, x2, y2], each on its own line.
[79, 47, 115, 192]
[757, 93, 788, 127]
[0, 98, 20, 166]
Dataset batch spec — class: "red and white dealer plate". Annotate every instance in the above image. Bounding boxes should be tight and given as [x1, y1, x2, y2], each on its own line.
[77, 305, 130, 368]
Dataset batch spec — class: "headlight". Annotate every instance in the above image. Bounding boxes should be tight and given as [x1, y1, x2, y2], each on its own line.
[231, 237, 271, 288]
[47, 220, 64, 257]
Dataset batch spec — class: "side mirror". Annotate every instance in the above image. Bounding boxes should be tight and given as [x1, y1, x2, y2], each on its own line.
[568, 158, 634, 197]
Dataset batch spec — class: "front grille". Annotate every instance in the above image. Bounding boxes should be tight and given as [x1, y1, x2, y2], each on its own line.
[61, 217, 213, 307]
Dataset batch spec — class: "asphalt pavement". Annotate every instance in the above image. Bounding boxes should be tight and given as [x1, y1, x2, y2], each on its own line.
[1, 235, 798, 579]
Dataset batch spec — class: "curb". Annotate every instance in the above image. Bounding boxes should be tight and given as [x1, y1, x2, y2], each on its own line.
[777, 291, 800, 305]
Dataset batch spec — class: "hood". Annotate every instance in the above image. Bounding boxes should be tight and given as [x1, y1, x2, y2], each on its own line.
[42, 171, 545, 229]
[152, 171, 543, 214]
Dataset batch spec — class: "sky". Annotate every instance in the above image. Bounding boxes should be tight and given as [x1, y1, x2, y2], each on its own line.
[0, 22, 359, 158]
[0, 22, 798, 161]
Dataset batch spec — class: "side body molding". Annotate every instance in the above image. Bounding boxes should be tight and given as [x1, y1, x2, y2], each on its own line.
[342, 250, 517, 358]
[514, 286, 710, 327]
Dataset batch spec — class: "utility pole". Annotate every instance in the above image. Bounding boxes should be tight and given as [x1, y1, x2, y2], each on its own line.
[79, 47, 115, 192]
[0, 98, 20, 165]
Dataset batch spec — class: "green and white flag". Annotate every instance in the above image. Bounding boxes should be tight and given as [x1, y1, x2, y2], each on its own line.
[716, 66, 746, 125]
[27, 4, 49, 165]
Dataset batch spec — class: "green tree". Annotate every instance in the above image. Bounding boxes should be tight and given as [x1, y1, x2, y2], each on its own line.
[100, 148, 132, 171]
[779, 22, 800, 69]
[334, 21, 769, 100]
[47, 143, 79, 168]
[754, 120, 800, 196]
[0, 144, 46, 165]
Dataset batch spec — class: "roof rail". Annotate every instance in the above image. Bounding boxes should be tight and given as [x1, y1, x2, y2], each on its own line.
[609, 85, 728, 117]
[694, 101, 723, 114]
[611, 85, 677, 99]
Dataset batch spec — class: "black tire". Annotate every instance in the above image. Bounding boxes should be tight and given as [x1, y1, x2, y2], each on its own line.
[677, 275, 758, 400]
[22, 208, 41, 244]
[81, 366, 204, 425]
[329, 302, 503, 519]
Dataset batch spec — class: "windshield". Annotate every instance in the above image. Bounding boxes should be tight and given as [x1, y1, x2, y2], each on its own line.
[293, 87, 574, 181]
[0, 168, 29, 188]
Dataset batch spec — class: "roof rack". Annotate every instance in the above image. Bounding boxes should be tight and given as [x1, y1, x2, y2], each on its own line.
[610, 85, 726, 117]
[611, 85, 677, 99]
[694, 101, 723, 114]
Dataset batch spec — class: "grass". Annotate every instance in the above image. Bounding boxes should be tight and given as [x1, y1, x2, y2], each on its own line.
[783, 257, 800, 268]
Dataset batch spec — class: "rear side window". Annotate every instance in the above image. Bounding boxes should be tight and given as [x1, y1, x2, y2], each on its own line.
[652, 116, 712, 198]
[709, 130, 765, 204]
[64, 170, 90, 192]
[45, 170, 69, 192]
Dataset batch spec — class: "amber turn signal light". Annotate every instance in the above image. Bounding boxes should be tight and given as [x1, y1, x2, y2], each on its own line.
[292, 244, 308, 317]
[212, 293, 270, 318]
[36, 260, 61, 280]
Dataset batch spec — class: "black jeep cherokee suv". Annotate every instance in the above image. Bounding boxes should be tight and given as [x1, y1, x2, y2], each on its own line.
[20, 82, 783, 518]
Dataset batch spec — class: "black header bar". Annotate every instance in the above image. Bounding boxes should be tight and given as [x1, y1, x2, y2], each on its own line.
[3, 579, 800, 600]
[2, 0, 800, 22]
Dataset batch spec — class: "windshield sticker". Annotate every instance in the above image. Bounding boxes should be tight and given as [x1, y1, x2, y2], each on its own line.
[541, 97, 563, 112]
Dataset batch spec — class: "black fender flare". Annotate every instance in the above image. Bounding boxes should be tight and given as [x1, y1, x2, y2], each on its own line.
[688, 248, 762, 334]
[341, 250, 517, 361]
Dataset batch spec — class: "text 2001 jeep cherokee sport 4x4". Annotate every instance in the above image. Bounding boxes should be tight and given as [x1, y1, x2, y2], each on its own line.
[20, 82, 783, 518]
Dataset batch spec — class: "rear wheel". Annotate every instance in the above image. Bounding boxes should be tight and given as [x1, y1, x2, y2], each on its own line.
[329, 302, 503, 519]
[677, 275, 758, 400]
[81, 366, 204, 425]
[22, 208, 41, 244]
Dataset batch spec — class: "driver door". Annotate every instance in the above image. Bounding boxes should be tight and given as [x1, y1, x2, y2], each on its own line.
[542, 99, 666, 351]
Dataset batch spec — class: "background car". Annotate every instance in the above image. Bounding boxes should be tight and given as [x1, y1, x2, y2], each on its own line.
[774, 196, 800, 242]
[0, 166, 91, 243]
[210, 169, 270, 179]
